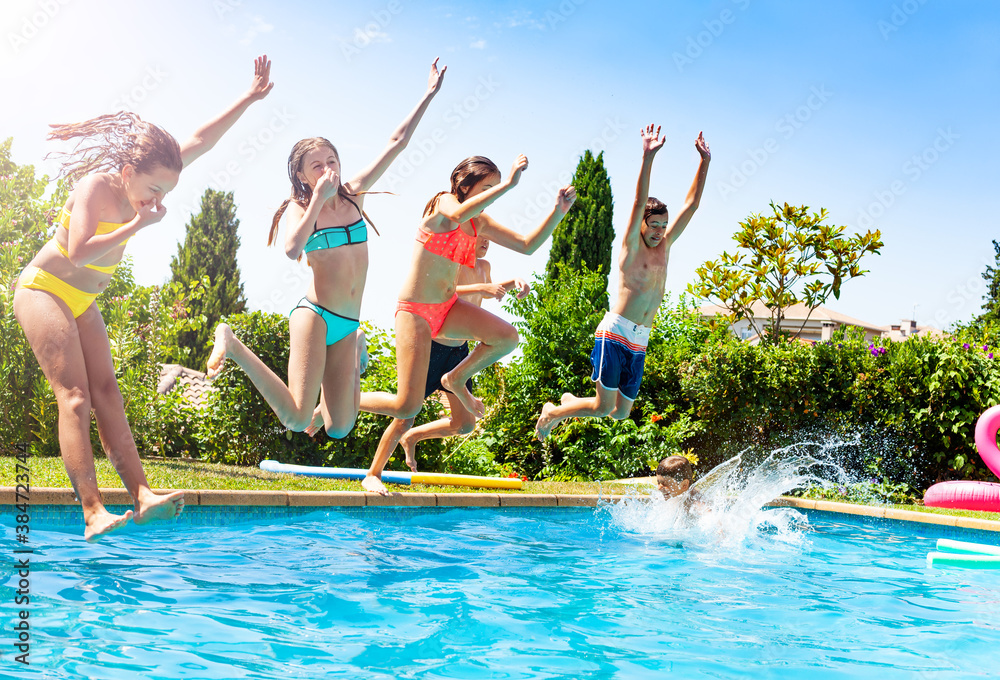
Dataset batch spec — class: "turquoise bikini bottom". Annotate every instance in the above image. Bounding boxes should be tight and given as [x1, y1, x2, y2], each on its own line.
[290, 297, 360, 346]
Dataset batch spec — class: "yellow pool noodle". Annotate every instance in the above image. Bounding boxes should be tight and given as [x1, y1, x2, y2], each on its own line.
[410, 473, 523, 489]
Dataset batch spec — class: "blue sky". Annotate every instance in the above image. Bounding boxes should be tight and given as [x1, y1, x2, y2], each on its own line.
[2, 0, 998, 337]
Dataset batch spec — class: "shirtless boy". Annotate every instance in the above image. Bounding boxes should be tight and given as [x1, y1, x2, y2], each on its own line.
[535, 125, 710, 440]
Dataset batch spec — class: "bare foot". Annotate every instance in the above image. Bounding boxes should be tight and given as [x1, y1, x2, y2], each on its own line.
[362, 474, 390, 496]
[84, 509, 134, 542]
[206, 323, 234, 379]
[440, 372, 484, 419]
[535, 402, 559, 441]
[400, 433, 418, 473]
[134, 490, 185, 525]
[304, 404, 324, 437]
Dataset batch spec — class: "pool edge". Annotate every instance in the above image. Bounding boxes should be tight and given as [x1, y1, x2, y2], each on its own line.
[4, 487, 998, 532]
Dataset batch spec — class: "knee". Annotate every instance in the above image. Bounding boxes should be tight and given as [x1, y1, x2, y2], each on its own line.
[60, 386, 92, 418]
[397, 396, 425, 421]
[594, 403, 616, 418]
[453, 417, 476, 435]
[282, 408, 314, 433]
[611, 403, 633, 420]
[90, 377, 123, 410]
[499, 326, 519, 353]
[325, 416, 358, 440]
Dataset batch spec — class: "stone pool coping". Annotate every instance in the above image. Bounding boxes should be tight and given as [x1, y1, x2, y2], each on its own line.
[3, 487, 998, 532]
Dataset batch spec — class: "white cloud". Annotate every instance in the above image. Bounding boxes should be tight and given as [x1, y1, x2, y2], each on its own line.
[470, 39, 486, 49]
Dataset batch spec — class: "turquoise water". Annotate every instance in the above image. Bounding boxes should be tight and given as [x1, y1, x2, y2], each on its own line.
[4, 504, 1000, 679]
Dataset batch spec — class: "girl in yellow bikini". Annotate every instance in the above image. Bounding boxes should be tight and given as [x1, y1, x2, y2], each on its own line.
[13, 56, 274, 541]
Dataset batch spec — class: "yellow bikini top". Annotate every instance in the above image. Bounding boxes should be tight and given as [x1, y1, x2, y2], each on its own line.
[53, 207, 131, 275]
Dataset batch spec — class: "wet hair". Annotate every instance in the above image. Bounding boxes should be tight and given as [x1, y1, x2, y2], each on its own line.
[46, 111, 182, 185]
[268, 137, 378, 247]
[656, 455, 693, 484]
[423, 156, 501, 216]
[644, 197, 668, 223]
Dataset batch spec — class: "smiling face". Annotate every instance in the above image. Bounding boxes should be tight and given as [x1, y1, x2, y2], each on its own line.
[296, 145, 341, 190]
[122, 163, 180, 211]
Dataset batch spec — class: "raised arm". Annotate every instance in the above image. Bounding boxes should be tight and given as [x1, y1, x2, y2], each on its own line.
[622, 124, 665, 251]
[347, 59, 446, 193]
[664, 132, 711, 245]
[433, 155, 528, 226]
[180, 55, 274, 168]
[478, 185, 576, 255]
[283, 169, 339, 260]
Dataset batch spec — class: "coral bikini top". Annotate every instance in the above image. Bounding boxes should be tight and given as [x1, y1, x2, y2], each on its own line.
[416, 220, 477, 269]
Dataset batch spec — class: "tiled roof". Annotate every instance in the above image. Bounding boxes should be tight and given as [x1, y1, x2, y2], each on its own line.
[157, 363, 215, 409]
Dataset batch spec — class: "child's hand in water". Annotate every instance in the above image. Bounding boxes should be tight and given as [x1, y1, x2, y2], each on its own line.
[314, 168, 340, 202]
[512, 278, 531, 299]
[556, 185, 577, 212]
[136, 198, 167, 228]
[246, 55, 274, 102]
[508, 155, 528, 186]
[695, 131, 711, 160]
[427, 57, 447, 95]
[641, 124, 665, 156]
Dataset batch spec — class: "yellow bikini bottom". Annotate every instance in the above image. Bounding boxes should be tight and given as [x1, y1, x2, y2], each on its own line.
[17, 267, 99, 318]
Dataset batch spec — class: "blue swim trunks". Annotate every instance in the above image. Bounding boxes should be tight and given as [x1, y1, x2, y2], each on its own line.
[589, 312, 651, 401]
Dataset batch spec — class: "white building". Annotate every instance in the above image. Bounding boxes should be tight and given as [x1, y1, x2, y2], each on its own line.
[698, 301, 943, 344]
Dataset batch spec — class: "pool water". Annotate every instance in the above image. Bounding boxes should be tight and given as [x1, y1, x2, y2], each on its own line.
[5, 504, 1000, 679]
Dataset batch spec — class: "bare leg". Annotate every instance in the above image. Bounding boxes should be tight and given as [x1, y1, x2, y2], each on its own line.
[359, 311, 432, 419]
[363, 416, 415, 495]
[14, 288, 133, 541]
[436, 300, 519, 419]
[206, 309, 327, 431]
[400, 392, 476, 472]
[535, 384, 620, 441]
[317, 328, 364, 438]
[75, 305, 185, 526]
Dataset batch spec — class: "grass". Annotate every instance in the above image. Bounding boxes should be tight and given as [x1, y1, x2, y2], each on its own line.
[4, 456, 999, 522]
[0, 456, 637, 496]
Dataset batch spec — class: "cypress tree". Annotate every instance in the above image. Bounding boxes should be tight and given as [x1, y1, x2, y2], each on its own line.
[978, 239, 1000, 328]
[544, 150, 614, 309]
[168, 189, 246, 368]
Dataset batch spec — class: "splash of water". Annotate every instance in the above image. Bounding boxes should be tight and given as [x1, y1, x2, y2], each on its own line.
[603, 438, 856, 555]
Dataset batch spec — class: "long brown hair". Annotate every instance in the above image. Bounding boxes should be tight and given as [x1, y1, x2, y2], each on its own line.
[423, 156, 501, 216]
[268, 137, 378, 247]
[46, 111, 182, 184]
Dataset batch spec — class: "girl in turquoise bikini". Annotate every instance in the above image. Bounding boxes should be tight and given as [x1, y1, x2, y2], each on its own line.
[13, 56, 274, 541]
[207, 59, 446, 439]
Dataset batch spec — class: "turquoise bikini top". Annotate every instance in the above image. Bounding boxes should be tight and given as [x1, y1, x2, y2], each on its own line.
[302, 217, 368, 254]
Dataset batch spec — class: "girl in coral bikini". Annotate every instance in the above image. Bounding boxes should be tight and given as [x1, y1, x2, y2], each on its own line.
[359, 155, 576, 494]
[13, 57, 274, 541]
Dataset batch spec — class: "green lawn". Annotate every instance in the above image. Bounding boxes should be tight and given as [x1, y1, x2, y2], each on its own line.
[0, 456, 635, 496]
[3, 456, 999, 522]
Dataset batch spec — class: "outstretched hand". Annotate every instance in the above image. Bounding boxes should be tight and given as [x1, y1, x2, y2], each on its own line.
[512, 278, 531, 299]
[427, 57, 447, 94]
[247, 55, 274, 102]
[695, 131, 711, 160]
[508, 154, 529, 186]
[641, 124, 665, 156]
[556, 185, 577, 212]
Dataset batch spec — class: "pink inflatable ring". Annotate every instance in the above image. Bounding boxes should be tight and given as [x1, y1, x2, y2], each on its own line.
[924, 405, 1000, 512]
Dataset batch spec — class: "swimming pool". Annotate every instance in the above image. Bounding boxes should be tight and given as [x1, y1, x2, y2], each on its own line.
[5, 504, 999, 679]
